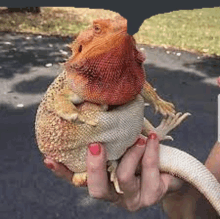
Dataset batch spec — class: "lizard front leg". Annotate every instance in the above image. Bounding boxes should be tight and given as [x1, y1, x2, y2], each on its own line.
[53, 88, 98, 126]
[141, 81, 175, 117]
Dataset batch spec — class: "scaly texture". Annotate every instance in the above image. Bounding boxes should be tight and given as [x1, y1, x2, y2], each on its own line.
[159, 144, 220, 215]
[35, 16, 220, 215]
[36, 16, 175, 173]
[36, 74, 144, 172]
[65, 16, 146, 105]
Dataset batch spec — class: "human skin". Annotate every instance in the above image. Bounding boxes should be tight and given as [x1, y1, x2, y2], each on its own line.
[44, 139, 220, 217]
[205, 141, 220, 182]
[43, 67, 220, 217]
[162, 141, 220, 218]
[85, 133, 183, 211]
[44, 133, 182, 211]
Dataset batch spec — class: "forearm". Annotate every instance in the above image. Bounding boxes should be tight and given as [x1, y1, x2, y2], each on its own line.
[205, 141, 220, 182]
[162, 142, 220, 218]
[141, 81, 160, 104]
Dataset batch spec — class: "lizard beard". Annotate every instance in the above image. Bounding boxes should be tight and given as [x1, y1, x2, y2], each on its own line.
[65, 36, 146, 105]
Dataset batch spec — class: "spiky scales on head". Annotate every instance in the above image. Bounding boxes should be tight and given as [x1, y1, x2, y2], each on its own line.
[65, 16, 146, 105]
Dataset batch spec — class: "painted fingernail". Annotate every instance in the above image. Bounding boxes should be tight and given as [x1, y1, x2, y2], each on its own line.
[88, 143, 101, 156]
[44, 160, 55, 170]
[135, 137, 146, 146]
[148, 133, 157, 140]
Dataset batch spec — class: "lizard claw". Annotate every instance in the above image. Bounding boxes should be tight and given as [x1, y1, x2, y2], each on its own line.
[155, 112, 191, 141]
[163, 135, 174, 141]
[154, 98, 175, 117]
[107, 160, 123, 194]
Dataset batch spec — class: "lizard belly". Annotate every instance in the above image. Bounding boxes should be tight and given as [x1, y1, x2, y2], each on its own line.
[35, 102, 103, 173]
[36, 95, 144, 172]
[91, 95, 145, 160]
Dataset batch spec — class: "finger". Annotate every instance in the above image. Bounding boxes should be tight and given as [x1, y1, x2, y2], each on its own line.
[116, 135, 147, 193]
[44, 157, 73, 182]
[162, 174, 184, 192]
[140, 133, 165, 205]
[86, 143, 118, 201]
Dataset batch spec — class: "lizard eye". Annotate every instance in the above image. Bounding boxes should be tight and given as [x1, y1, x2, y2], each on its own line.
[94, 25, 101, 33]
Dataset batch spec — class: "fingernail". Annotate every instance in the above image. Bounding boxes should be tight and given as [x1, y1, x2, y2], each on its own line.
[148, 133, 157, 140]
[135, 137, 146, 146]
[88, 143, 101, 156]
[44, 160, 55, 170]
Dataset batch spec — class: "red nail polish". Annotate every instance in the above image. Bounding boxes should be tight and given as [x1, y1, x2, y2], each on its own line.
[135, 137, 146, 146]
[44, 161, 55, 170]
[88, 143, 101, 155]
[148, 133, 157, 140]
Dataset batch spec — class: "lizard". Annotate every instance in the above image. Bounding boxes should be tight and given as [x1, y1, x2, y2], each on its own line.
[35, 15, 176, 184]
[35, 16, 220, 215]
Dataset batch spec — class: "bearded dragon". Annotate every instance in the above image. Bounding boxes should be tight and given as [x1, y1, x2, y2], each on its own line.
[35, 16, 220, 215]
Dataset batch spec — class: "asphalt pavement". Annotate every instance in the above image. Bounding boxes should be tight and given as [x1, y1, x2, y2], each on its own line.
[0, 32, 219, 219]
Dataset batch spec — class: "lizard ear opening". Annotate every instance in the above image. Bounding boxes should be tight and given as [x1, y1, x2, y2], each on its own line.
[78, 45, 82, 53]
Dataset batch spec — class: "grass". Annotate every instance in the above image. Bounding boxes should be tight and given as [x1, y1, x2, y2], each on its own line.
[0, 7, 219, 56]
[0, 7, 119, 36]
[134, 7, 220, 56]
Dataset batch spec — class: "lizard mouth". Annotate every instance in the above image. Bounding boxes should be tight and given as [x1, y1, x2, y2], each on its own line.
[78, 45, 82, 53]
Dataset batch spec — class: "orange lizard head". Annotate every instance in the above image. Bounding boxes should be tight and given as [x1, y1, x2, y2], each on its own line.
[68, 16, 128, 60]
[65, 16, 146, 105]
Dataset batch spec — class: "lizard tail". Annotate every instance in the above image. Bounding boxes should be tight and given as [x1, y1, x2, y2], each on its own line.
[159, 144, 220, 215]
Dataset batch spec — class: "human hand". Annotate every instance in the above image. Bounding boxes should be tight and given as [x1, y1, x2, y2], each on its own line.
[44, 156, 74, 184]
[86, 133, 182, 211]
[43, 133, 182, 212]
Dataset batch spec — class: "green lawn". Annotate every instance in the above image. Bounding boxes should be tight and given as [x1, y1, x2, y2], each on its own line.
[0, 7, 219, 56]
[134, 7, 220, 56]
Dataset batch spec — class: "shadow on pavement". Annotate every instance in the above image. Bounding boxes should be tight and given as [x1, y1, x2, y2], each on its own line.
[12, 76, 56, 94]
[0, 32, 73, 79]
[183, 55, 220, 77]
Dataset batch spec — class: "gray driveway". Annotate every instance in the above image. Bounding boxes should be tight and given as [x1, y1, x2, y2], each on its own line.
[0, 32, 219, 219]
